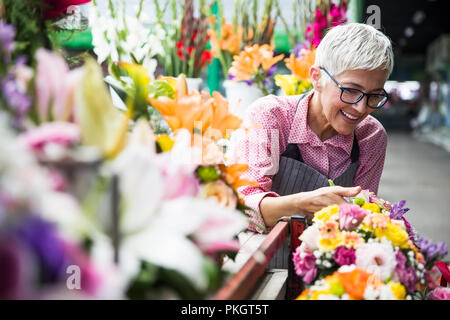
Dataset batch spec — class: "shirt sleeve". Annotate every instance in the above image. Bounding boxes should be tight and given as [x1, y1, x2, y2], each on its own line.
[353, 117, 388, 194]
[235, 95, 292, 234]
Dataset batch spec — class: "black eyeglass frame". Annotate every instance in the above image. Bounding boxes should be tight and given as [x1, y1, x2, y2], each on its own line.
[319, 67, 389, 109]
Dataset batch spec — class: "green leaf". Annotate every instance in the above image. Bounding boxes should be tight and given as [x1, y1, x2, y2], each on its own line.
[148, 80, 175, 99]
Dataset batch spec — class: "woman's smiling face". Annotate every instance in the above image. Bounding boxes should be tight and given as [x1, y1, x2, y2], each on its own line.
[318, 68, 389, 136]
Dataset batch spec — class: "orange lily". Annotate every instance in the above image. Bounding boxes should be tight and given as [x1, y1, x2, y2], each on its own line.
[208, 91, 242, 137]
[336, 268, 372, 300]
[285, 48, 316, 81]
[219, 163, 259, 190]
[229, 44, 284, 82]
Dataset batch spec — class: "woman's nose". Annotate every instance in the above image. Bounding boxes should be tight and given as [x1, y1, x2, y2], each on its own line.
[353, 97, 368, 114]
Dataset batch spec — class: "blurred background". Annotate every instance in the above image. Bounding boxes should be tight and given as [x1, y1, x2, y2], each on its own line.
[56, 0, 450, 249]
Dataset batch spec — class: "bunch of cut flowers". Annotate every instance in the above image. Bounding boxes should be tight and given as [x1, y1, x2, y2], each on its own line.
[294, 190, 448, 300]
[228, 43, 283, 96]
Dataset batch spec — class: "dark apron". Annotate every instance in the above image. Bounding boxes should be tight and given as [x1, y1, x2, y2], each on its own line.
[267, 94, 360, 269]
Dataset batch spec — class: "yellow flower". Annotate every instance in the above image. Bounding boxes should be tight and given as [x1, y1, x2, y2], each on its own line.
[274, 74, 298, 96]
[375, 223, 409, 248]
[325, 275, 345, 296]
[296, 289, 312, 300]
[388, 281, 406, 300]
[319, 232, 344, 252]
[310, 290, 334, 300]
[313, 205, 339, 223]
[274, 75, 313, 96]
[362, 203, 381, 213]
[156, 135, 174, 152]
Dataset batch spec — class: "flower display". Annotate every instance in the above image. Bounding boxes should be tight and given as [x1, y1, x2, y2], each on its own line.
[228, 44, 284, 95]
[294, 190, 448, 300]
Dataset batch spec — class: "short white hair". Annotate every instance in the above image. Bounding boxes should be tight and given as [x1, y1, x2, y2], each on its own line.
[314, 23, 394, 83]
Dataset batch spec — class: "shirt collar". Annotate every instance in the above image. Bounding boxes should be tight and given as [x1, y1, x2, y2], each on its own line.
[288, 90, 355, 155]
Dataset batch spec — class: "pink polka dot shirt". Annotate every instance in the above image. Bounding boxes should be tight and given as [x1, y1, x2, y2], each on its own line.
[237, 90, 388, 233]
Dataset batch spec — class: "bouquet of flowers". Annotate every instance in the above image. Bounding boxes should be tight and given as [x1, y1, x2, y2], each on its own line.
[275, 47, 315, 96]
[293, 190, 448, 300]
[228, 44, 284, 95]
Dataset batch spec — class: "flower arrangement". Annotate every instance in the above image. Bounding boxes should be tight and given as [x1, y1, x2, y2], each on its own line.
[228, 44, 284, 95]
[275, 47, 315, 95]
[293, 190, 448, 300]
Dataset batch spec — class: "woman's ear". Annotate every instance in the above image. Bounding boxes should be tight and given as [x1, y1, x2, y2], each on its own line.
[309, 66, 322, 92]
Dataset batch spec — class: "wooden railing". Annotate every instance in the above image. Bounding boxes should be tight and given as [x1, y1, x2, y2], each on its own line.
[213, 215, 308, 300]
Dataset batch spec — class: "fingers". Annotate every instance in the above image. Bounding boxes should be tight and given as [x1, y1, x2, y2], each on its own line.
[332, 185, 361, 197]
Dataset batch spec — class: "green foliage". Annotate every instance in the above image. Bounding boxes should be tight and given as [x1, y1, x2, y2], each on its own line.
[4, 0, 56, 63]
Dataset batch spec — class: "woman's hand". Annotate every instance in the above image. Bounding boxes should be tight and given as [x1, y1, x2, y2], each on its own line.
[260, 185, 361, 227]
[294, 185, 362, 218]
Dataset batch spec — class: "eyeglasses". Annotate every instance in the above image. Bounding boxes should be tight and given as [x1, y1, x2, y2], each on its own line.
[319, 67, 389, 109]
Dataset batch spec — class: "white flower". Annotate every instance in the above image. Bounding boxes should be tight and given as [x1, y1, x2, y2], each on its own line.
[299, 224, 320, 252]
[355, 242, 397, 281]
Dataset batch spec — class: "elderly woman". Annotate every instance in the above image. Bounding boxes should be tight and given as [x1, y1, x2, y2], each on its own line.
[238, 23, 393, 259]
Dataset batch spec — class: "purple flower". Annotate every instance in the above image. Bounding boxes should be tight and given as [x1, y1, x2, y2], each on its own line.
[389, 200, 410, 220]
[292, 247, 317, 284]
[266, 64, 277, 77]
[334, 246, 356, 266]
[1, 74, 31, 128]
[393, 250, 417, 293]
[14, 216, 67, 283]
[415, 236, 448, 261]
[338, 203, 367, 231]
[427, 287, 450, 300]
[0, 21, 15, 62]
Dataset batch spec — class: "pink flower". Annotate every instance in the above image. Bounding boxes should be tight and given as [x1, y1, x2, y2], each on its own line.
[338, 203, 367, 231]
[292, 247, 317, 284]
[427, 287, 450, 300]
[334, 246, 356, 266]
[19, 121, 80, 151]
[200, 180, 237, 209]
[35, 49, 83, 122]
[155, 155, 199, 200]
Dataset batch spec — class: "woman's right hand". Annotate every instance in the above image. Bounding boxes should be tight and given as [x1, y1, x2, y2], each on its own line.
[294, 185, 362, 218]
